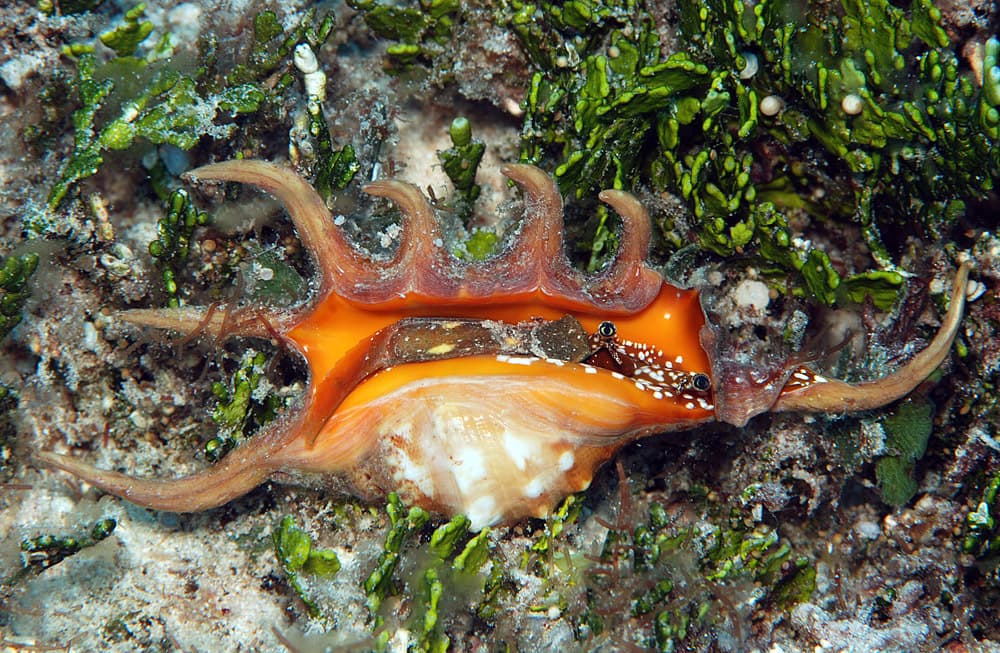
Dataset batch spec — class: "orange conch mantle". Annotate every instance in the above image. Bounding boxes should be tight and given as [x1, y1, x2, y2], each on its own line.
[35, 160, 972, 530]
[287, 284, 709, 393]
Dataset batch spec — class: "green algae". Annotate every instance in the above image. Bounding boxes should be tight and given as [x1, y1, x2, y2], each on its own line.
[4, 518, 117, 589]
[272, 515, 342, 618]
[964, 471, 1000, 561]
[99, 4, 153, 57]
[225, 9, 335, 89]
[0, 252, 39, 340]
[37, 0, 100, 15]
[363, 494, 494, 651]
[520, 492, 814, 648]
[505, 0, 994, 305]
[47, 36, 264, 210]
[205, 349, 285, 463]
[46, 6, 337, 211]
[347, 0, 460, 69]
[148, 189, 209, 309]
[875, 398, 934, 506]
[437, 117, 486, 221]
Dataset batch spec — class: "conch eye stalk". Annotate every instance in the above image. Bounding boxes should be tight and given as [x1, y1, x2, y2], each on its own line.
[35, 160, 974, 530]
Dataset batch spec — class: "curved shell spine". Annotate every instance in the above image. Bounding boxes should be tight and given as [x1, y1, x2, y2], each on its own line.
[187, 160, 663, 312]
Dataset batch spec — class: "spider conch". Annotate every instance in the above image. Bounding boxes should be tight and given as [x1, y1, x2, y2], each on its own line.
[36, 161, 973, 529]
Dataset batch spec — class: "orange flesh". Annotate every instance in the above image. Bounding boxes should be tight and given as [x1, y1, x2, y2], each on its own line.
[284, 353, 715, 477]
[333, 355, 715, 423]
[287, 284, 710, 389]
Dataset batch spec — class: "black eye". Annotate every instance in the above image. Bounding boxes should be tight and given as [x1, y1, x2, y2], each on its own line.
[693, 374, 711, 391]
[598, 321, 617, 338]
